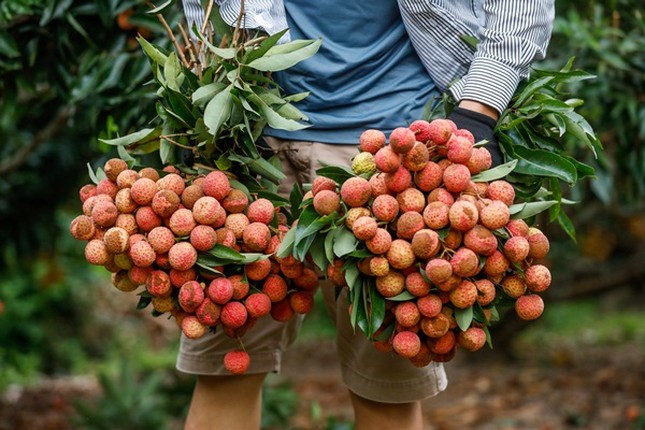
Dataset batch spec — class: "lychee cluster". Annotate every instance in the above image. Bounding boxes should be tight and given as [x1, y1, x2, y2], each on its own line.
[70, 158, 319, 374]
[310, 119, 552, 365]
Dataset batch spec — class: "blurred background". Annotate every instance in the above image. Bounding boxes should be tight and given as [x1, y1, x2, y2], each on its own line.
[0, 0, 643, 429]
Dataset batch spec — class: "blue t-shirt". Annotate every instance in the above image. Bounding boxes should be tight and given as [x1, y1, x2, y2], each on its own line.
[264, 1, 438, 144]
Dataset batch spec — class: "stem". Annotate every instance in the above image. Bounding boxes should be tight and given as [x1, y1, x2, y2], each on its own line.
[160, 135, 193, 149]
[146, 1, 191, 68]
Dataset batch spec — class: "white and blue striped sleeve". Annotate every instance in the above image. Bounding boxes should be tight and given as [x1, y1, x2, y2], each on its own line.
[182, 0, 290, 42]
[451, 1, 555, 114]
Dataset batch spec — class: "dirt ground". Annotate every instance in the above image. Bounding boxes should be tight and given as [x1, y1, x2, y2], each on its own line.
[1, 335, 642, 430]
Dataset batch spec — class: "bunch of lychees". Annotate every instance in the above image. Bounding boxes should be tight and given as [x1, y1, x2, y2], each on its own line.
[69, 159, 319, 374]
[305, 118, 551, 366]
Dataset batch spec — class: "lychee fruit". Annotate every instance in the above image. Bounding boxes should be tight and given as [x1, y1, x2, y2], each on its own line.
[384, 165, 412, 193]
[245, 292, 272, 318]
[168, 242, 198, 271]
[386, 239, 416, 270]
[514, 294, 544, 320]
[479, 200, 510, 230]
[224, 349, 251, 374]
[401, 141, 430, 171]
[247, 198, 275, 224]
[396, 188, 425, 213]
[503, 235, 530, 262]
[414, 161, 443, 192]
[135, 206, 162, 232]
[422, 201, 450, 230]
[446, 135, 474, 164]
[352, 151, 377, 175]
[148, 226, 176, 254]
[487, 180, 515, 206]
[220, 301, 248, 328]
[289, 291, 315, 314]
[457, 327, 487, 351]
[443, 163, 471, 193]
[151, 189, 180, 218]
[168, 207, 197, 237]
[224, 213, 250, 239]
[103, 227, 130, 254]
[372, 194, 399, 222]
[392, 331, 421, 358]
[129, 240, 156, 267]
[395, 211, 425, 240]
[181, 315, 207, 339]
[146, 270, 172, 298]
[427, 118, 456, 145]
[394, 302, 421, 328]
[450, 247, 481, 277]
[84, 239, 110, 265]
[312, 176, 338, 196]
[425, 258, 453, 285]
[313, 189, 341, 216]
[352, 216, 378, 240]
[189, 224, 217, 252]
[527, 228, 550, 259]
[340, 177, 372, 208]
[408, 119, 432, 143]
[410, 229, 440, 259]
[130, 177, 158, 205]
[448, 200, 479, 231]
[417, 294, 443, 318]
[70, 215, 96, 241]
[178, 280, 205, 312]
[375, 270, 405, 297]
[449, 279, 478, 309]
[207, 277, 234, 304]
[524, 264, 552, 293]
[242, 222, 271, 252]
[201, 170, 231, 201]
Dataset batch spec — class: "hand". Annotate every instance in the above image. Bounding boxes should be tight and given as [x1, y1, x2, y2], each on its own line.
[448, 106, 504, 167]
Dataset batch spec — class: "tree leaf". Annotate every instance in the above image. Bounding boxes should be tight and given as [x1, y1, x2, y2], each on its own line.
[276, 226, 297, 259]
[246, 38, 322, 72]
[203, 84, 233, 136]
[137, 36, 167, 65]
[314, 165, 354, 184]
[192, 82, 228, 107]
[512, 146, 578, 185]
[470, 159, 517, 182]
[509, 200, 558, 219]
[455, 306, 474, 331]
[333, 226, 359, 257]
[386, 291, 416, 301]
[99, 127, 159, 146]
[246, 92, 310, 130]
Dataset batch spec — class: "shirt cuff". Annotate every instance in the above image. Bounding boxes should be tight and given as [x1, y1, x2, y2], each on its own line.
[448, 57, 522, 115]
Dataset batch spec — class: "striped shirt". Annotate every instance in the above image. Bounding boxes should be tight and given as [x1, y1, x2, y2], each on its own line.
[182, 0, 554, 114]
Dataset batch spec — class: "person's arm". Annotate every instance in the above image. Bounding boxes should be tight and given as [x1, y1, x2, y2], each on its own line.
[449, 1, 555, 116]
[399, 0, 555, 116]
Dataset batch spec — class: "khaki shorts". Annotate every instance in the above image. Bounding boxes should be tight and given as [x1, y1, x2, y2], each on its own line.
[176, 137, 448, 403]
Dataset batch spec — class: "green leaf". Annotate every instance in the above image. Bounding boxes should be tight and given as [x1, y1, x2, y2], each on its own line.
[246, 92, 310, 131]
[386, 291, 416, 301]
[512, 146, 578, 185]
[246, 38, 322, 72]
[511, 76, 555, 108]
[276, 226, 297, 259]
[324, 226, 336, 263]
[557, 209, 576, 242]
[194, 31, 235, 59]
[99, 127, 159, 146]
[192, 82, 228, 107]
[509, 200, 558, 219]
[314, 165, 354, 184]
[203, 84, 233, 136]
[333, 226, 359, 257]
[308, 236, 328, 271]
[138, 36, 168, 65]
[470, 159, 517, 182]
[455, 307, 474, 331]
[163, 51, 181, 92]
[367, 283, 386, 337]
[146, 0, 173, 14]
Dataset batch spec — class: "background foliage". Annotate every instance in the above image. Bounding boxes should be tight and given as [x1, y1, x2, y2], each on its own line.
[0, 0, 643, 427]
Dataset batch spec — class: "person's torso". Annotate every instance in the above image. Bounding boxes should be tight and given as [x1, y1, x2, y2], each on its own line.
[264, 0, 438, 144]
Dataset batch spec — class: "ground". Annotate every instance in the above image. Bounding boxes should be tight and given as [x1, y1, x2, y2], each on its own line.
[1, 336, 642, 430]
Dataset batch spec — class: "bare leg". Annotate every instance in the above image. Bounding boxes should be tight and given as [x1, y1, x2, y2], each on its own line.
[349, 390, 424, 430]
[184, 373, 266, 430]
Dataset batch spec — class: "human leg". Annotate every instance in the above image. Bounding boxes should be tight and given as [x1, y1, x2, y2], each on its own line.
[349, 391, 424, 430]
[184, 373, 266, 430]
